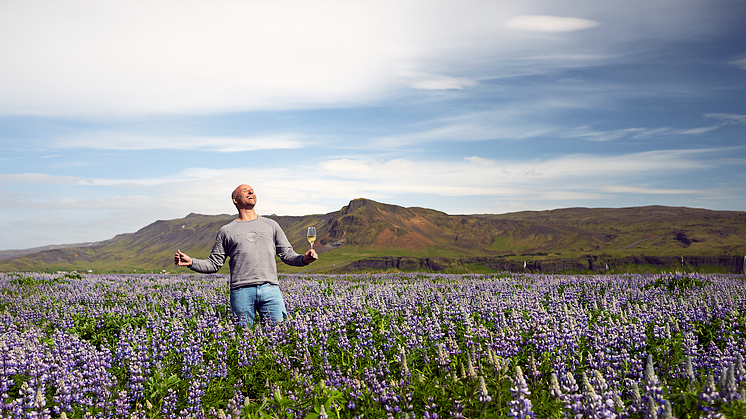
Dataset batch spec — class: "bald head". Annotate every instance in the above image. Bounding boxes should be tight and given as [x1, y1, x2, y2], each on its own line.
[232, 184, 251, 199]
[232, 184, 256, 209]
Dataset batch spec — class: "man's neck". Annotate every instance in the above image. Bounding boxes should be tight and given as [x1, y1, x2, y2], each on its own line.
[236, 208, 258, 221]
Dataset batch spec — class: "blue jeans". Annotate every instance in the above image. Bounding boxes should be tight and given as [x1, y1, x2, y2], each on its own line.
[230, 283, 287, 326]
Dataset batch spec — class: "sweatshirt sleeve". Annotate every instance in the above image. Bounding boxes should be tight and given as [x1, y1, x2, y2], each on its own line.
[189, 229, 228, 273]
[273, 222, 307, 267]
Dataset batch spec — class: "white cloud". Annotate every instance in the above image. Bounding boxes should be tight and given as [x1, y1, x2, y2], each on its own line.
[566, 123, 722, 142]
[599, 186, 698, 195]
[566, 126, 645, 142]
[0, 173, 81, 185]
[62, 146, 737, 203]
[320, 159, 372, 173]
[2, 148, 736, 206]
[560, 114, 745, 143]
[678, 126, 720, 135]
[7, 148, 700, 214]
[727, 54, 746, 70]
[0, 1, 414, 115]
[504, 15, 600, 32]
[0, 190, 32, 210]
[567, 112, 746, 143]
[0, 144, 742, 249]
[730, 58, 746, 69]
[537, 191, 607, 200]
[465, 156, 496, 167]
[405, 72, 478, 90]
[705, 113, 746, 125]
[55, 133, 305, 152]
[0, 1, 723, 116]
[309, 148, 723, 197]
[1, 1, 744, 250]
[375, 112, 554, 146]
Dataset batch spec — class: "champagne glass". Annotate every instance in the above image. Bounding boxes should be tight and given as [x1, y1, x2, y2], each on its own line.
[306, 227, 316, 250]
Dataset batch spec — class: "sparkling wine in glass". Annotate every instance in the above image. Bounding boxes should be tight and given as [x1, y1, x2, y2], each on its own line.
[306, 227, 316, 250]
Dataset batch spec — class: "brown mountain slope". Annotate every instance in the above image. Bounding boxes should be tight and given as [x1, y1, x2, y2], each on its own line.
[274, 199, 618, 257]
[481, 206, 746, 255]
[0, 199, 744, 273]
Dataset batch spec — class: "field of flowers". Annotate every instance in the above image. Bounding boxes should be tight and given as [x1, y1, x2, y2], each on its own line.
[1, 271, 746, 418]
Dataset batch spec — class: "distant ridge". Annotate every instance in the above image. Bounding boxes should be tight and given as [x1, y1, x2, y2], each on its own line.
[0, 199, 744, 273]
[0, 242, 103, 261]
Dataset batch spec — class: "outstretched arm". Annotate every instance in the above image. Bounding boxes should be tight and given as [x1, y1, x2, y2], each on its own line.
[273, 221, 318, 267]
[174, 249, 193, 267]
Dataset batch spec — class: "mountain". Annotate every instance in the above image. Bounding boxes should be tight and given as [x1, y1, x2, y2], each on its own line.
[0, 241, 104, 260]
[1, 199, 744, 274]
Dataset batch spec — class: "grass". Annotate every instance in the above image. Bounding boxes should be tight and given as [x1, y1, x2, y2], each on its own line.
[277, 244, 744, 275]
[3, 203, 745, 275]
[485, 235, 525, 254]
[451, 263, 501, 274]
[3, 227, 743, 275]
[279, 244, 485, 274]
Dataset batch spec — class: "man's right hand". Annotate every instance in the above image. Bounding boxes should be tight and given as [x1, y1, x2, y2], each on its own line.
[174, 249, 193, 267]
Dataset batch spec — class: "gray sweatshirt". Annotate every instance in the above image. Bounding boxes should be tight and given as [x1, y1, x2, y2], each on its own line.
[189, 217, 306, 289]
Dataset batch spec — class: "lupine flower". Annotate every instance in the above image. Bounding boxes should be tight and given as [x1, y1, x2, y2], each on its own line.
[527, 354, 540, 380]
[561, 371, 579, 394]
[3, 272, 746, 417]
[646, 396, 659, 419]
[661, 400, 673, 419]
[508, 366, 535, 419]
[683, 355, 696, 382]
[581, 371, 617, 419]
[613, 393, 624, 412]
[628, 380, 642, 415]
[642, 354, 665, 417]
[719, 363, 740, 402]
[424, 396, 439, 419]
[478, 376, 491, 404]
[398, 344, 410, 379]
[727, 352, 746, 387]
[700, 373, 720, 413]
[549, 373, 562, 399]
[436, 343, 450, 369]
[466, 352, 477, 378]
[449, 399, 465, 419]
[560, 371, 583, 415]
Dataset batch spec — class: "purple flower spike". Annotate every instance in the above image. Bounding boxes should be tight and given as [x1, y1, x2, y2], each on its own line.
[643, 354, 664, 409]
[719, 363, 739, 402]
[581, 371, 617, 419]
[646, 396, 659, 419]
[684, 355, 695, 382]
[478, 376, 491, 405]
[699, 374, 720, 413]
[549, 373, 562, 399]
[508, 366, 536, 419]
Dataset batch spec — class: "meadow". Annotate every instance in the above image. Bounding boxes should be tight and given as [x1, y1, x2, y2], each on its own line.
[1, 271, 745, 418]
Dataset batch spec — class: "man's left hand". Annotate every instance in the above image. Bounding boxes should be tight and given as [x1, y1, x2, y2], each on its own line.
[303, 249, 318, 265]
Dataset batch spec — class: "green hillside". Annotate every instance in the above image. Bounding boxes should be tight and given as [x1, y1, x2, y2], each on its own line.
[0, 199, 744, 274]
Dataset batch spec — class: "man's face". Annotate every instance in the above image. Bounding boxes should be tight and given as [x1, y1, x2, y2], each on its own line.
[232, 184, 256, 208]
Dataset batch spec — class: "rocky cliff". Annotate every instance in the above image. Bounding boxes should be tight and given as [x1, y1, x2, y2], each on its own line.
[340, 254, 746, 274]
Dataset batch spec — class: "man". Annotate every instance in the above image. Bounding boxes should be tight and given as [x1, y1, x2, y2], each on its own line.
[174, 184, 318, 326]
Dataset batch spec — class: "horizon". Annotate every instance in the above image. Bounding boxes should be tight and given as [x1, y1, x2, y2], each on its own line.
[1, 1, 745, 250]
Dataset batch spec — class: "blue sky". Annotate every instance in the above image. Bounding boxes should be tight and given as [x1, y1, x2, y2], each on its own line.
[1, 1, 745, 250]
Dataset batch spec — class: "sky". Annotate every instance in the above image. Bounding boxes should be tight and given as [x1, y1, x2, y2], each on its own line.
[1, 0, 745, 250]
